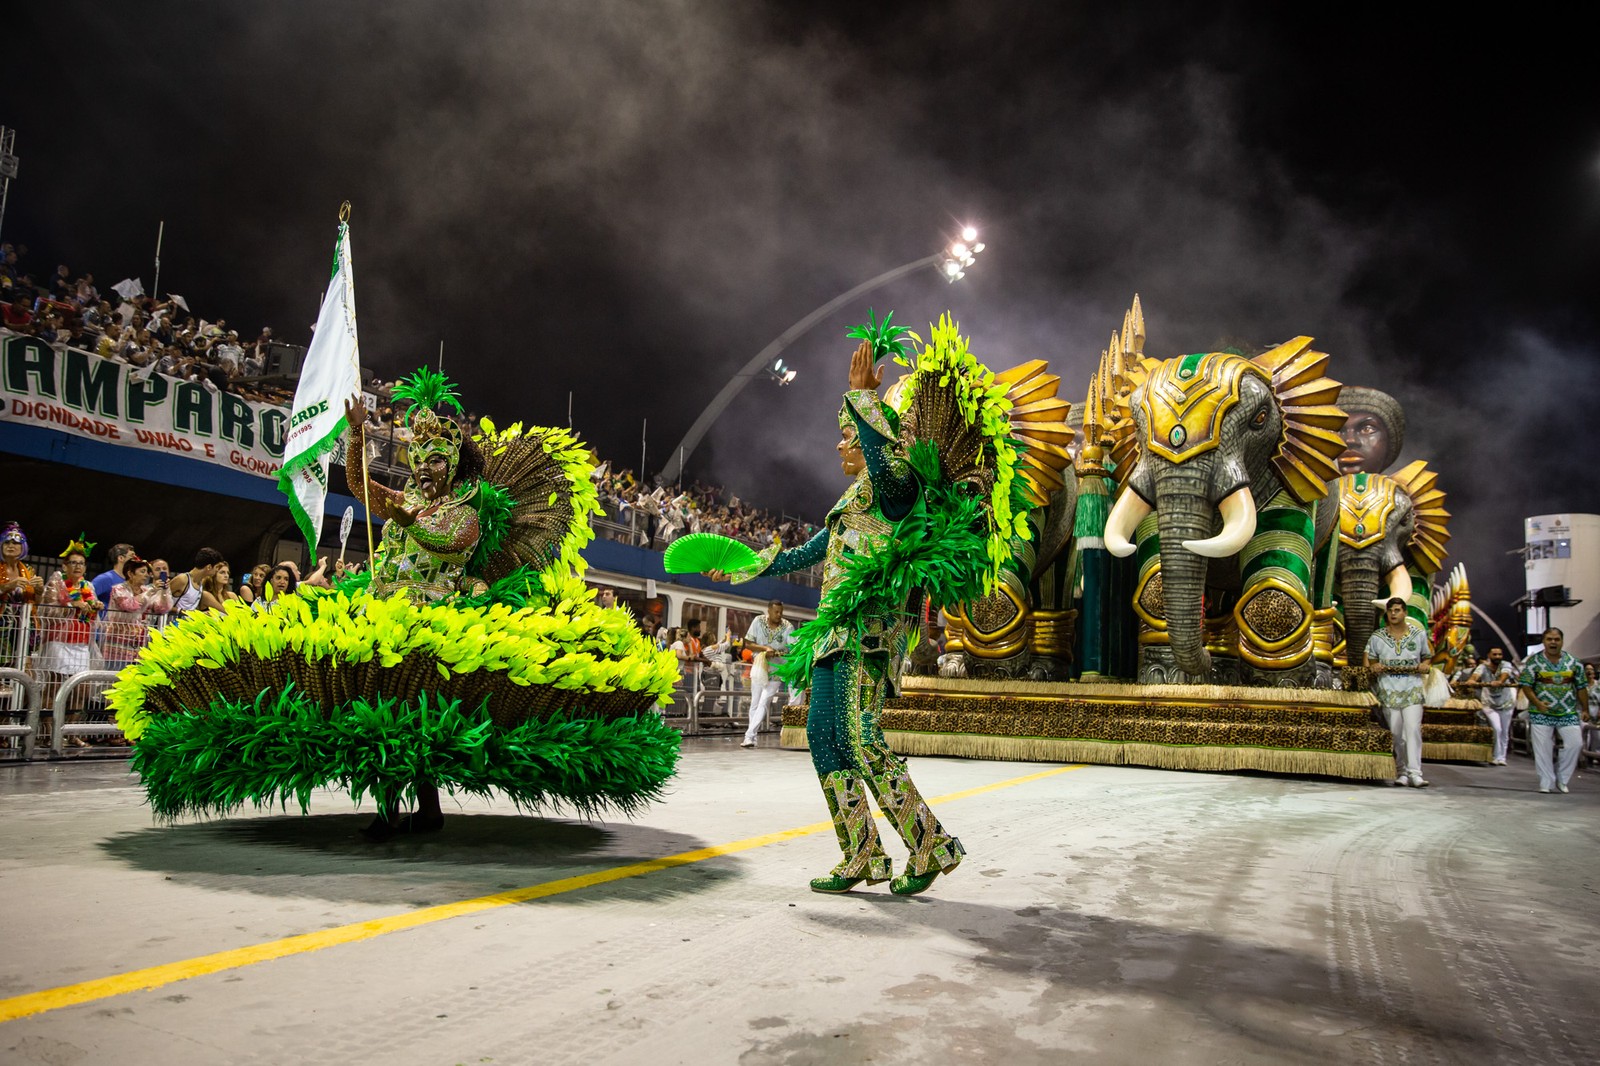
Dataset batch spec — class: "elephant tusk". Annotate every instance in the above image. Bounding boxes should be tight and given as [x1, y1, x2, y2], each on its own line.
[1182, 486, 1257, 558]
[1104, 489, 1152, 558]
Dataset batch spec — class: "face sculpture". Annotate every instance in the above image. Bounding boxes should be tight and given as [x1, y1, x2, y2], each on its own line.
[1338, 413, 1391, 476]
[1335, 386, 1405, 476]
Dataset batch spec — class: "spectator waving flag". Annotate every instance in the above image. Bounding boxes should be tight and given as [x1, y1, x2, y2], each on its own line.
[277, 206, 361, 550]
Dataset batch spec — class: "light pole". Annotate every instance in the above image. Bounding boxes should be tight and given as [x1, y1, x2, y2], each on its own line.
[655, 230, 984, 486]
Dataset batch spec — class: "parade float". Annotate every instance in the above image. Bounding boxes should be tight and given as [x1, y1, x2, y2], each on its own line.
[781, 299, 1491, 779]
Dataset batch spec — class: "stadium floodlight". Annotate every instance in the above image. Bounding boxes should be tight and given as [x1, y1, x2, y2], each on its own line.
[938, 228, 983, 283]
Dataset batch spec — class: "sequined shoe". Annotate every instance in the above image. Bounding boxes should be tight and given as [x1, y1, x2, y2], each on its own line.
[809, 875, 866, 894]
[889, 870, 941, 896]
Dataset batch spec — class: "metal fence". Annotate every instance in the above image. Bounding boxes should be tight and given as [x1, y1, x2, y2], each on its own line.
[0, 603, 161, 761]
[662, 658, 768, 736]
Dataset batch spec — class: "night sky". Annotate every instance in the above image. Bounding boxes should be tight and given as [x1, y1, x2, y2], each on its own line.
[6, 3, 1599, 642]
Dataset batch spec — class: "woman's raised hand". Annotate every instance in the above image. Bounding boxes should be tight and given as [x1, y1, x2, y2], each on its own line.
[848, 339, 882, 391]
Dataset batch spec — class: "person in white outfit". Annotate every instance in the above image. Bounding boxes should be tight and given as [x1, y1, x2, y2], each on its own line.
[1517, 627, 1590, 794]
[741, 599, 794, 748]
[1468, 646, 1518, 765]
[1365, 596, 1432, 788]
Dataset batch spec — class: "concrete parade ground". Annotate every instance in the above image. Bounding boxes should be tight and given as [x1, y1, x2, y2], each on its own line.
[1, 739, 1595, 1066]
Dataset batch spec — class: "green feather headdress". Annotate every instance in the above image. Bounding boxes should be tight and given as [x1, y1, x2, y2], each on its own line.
[846, 308, 913, 367]
[391, 367, 464, 425]
[393, 367, 467, 476]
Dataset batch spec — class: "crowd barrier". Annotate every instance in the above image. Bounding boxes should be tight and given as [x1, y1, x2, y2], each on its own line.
[661, 659, 786, 737]
[0, 603, 160, 761]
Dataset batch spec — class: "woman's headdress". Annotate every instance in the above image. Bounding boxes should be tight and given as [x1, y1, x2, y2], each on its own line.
[392, 367, 467, 482]
[59, 532, 96, 559]
[1, 521, 27, 556]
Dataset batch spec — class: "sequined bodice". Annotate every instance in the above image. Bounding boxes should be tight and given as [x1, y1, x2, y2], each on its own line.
[821, 475, 894, 602]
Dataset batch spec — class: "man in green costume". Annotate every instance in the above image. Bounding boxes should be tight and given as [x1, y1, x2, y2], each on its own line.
[723, 341, 964, 896]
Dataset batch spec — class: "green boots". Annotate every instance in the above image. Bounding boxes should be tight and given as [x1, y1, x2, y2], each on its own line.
[888, 870, 940, 896]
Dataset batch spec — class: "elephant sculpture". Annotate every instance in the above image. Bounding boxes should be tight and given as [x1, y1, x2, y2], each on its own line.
[937, 359, 1079, 680]
[1102, 338, 1347, 686]
[1332, 462, 1451, 667]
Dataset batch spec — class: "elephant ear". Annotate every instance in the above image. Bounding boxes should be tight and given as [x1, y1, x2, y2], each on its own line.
[1251, 337, 1347, 505]
[1390, 459, 1451, 574]
[988, 359, 1075, 508]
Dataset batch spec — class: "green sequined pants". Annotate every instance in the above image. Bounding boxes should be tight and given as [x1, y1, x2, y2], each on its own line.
[808, 649, 964, 878]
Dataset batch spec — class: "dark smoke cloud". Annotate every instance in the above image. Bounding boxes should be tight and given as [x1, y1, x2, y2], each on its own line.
[6, 3, 1597, 643]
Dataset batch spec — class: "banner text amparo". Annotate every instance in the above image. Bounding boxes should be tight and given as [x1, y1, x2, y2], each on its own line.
[0, 332, 288, 478]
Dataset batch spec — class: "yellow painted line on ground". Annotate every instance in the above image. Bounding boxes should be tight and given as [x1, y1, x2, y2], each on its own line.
[0, 763, 1085, 1024]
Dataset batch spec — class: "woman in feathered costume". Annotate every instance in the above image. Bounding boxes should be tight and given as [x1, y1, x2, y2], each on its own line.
[342, 374, 486, 833]
[344, 374, 487, 606]
[689, 314, 1041, 896]
[110, 369, 681, 839]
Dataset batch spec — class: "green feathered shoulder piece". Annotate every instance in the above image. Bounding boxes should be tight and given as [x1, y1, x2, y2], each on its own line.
[891, 311, 1035, 591]
[469, 418, 602, 582]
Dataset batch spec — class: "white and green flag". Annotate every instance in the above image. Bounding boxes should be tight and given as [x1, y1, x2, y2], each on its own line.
[277, 218, 361, 550]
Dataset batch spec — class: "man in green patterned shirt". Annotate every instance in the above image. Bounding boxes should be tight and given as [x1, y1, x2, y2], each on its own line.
[1517, 627, 1591, 794]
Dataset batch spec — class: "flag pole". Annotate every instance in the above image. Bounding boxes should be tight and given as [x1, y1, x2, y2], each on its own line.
[279, 198, 367, 571]
[152, 220, 164, 296]
[341, 200, 376, 562]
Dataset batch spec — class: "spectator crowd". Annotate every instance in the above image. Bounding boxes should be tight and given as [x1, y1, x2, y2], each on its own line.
[1, 240, 817, 555]
[593, 464, 817, 552]
[1, 241, 301, 408]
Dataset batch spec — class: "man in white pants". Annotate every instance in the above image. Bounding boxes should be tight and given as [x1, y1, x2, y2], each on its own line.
[1365, 597, 1432, 788]
[1469, 646, 1518, 765]
[741, 599, 794, 748]
[1517, 627, 1590, 794]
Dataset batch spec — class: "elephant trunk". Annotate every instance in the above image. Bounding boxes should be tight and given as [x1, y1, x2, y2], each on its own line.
[1154, 477, 1220, 677]
[1340, 557, 1384, 664]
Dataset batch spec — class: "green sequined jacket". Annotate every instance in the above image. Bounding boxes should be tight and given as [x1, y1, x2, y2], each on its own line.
[743, 389, 918, 673]
[347, 427, 481, 604]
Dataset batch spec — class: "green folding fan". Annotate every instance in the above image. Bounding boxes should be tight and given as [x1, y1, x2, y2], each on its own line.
[662, 533, 764, 575]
